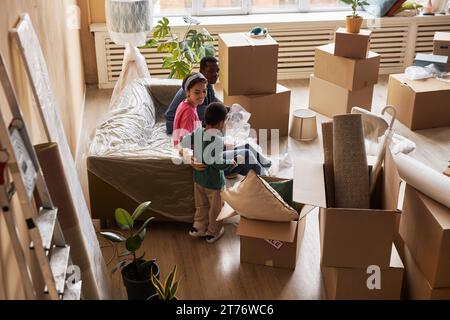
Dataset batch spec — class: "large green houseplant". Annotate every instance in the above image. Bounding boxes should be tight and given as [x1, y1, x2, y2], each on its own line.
[142, 16, 216, 79]
[340, 0, 369, 33]
[100, 201, 159, 300]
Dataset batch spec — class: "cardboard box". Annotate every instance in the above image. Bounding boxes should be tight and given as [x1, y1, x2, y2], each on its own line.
[399, 184, 450, 288]
[433, 32, 450, 72]
[238, 212, 307, 270]
[322, 244, 404, 300]
[219, 32, 278, 96]
[224, 84, 291, 138]
[386, 73, 450, 130]
[403, 244, 450, 300]
[218, 175, 314, 270]
[293, 150, 401, 269]
[334, 28, 371, 59]
[314, 43, 380, 91]
[309, 74, 373, 118]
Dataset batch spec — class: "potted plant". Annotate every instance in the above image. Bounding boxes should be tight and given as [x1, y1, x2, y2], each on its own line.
[340, 0, 369, 33]
[142, 16, 216, 79]
[148, 265, 179, 300]
[100, 201, 159, 300]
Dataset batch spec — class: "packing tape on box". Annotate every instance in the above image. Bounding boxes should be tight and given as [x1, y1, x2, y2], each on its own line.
[394, 153, 450, 208]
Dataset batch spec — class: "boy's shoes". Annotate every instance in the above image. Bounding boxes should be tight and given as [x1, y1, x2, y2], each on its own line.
[189, 227, 206, 238]
[206, 227, 225, 244]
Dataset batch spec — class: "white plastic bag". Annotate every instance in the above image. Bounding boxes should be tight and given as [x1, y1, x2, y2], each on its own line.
[405, 64, 439, 80]
[225, 104, 252, 146]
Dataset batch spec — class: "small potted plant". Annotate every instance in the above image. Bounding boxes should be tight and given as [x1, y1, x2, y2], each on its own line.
[340, 0, 369, 33]
[148, 265, 179, 300]
[100, 201, 160, 300]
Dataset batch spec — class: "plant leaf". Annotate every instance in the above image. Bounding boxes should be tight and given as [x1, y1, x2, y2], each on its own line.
[164, 265, 177, 295]
[115, 208, 133, 230]
[111, 260, 128, 274]
[151, 272, 165, 298]
[100, 231, 126, 243]
[204, 44, 216, 58]
[131, 201, 152, 220]
[133, 217, 154, 238]
[169, 281, 178, 300]
[125, 235, 142, 252]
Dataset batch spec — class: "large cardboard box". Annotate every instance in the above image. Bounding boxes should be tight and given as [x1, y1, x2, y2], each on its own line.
[386, 74, 450, 130]
[403, 244, 450, 300]
[399, 184, 450, 288]
[433, 32, 450, 72]
[224, 84, 291, 138]
[293, 151, 402, 269]
[219, 32, 278, 96]
[314, 43, 380, 91]
[322, 244, 404, 300]
[334, 28, 371, 59]
[309, 74, 373, 118]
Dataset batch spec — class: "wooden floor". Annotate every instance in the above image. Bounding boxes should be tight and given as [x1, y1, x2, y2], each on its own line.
[79, 76, 450, 300]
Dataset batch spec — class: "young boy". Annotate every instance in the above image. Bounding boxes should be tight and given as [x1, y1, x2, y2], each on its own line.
[180, 102, 235, 243]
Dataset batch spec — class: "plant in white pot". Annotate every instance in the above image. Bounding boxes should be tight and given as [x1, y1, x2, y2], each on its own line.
[340, 0, 369, 33]
[100, 201, 159, 300]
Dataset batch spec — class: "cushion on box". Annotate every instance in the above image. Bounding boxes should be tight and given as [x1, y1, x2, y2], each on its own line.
[221, 170, 299, 222]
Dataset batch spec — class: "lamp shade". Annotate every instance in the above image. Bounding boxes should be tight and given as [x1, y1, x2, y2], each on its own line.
[289, 109, 318, 141]
[106, 0, 153, 47]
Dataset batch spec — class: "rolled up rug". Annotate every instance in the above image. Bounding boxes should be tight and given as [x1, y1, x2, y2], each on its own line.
[333, 114, 370, 209]
[35, 142, 110, 299]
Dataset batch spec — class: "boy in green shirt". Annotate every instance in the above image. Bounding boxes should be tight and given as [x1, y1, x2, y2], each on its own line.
[180, 102, 235, 243]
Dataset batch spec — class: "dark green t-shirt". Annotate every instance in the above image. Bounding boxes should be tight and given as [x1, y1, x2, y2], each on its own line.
[181, 128, 234, 190]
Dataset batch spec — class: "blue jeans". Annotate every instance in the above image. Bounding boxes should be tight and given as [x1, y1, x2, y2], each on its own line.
[223, 144, 271, 176]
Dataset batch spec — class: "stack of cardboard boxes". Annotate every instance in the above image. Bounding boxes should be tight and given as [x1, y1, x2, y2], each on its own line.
[309, 28, 381, 118]
[399, 185, 450, 299]
[387, 32, 450, 130]
[219, 32, 291, 138]
[294, 152, 405, 299]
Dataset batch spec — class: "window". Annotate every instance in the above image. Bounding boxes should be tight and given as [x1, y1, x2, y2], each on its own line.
[153, 0, 349, 16]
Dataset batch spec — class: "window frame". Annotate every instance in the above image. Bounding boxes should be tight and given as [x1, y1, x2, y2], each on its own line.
[153, 0, 349, 17]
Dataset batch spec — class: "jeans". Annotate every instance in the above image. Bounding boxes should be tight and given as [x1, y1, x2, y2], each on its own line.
[223, 143, 271, 176]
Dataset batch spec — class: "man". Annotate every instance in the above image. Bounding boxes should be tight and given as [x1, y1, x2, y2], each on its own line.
[165, 56, 220, 134]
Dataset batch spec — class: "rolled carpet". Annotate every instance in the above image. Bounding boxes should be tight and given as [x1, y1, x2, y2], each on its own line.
[322, 121, 335, 208]
[333, 114, 370, 209]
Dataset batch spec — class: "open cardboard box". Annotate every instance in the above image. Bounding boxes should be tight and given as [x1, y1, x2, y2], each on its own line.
[293, 150, 402, 269]
[218, 176, 315, 269]
[386, 74, 450, 130]
[399, 184, 450, 288]
[321, 244, 404, 300]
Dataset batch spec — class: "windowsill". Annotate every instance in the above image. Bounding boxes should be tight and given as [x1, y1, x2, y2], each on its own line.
[90, 11, 450, 32]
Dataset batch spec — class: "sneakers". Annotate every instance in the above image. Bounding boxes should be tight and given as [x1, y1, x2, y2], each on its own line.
[189, 227, 206, 238]
[206, 227, 225, 244]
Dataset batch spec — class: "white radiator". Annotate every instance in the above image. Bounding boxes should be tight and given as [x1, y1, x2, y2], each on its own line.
[91, 15, 450, 88]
